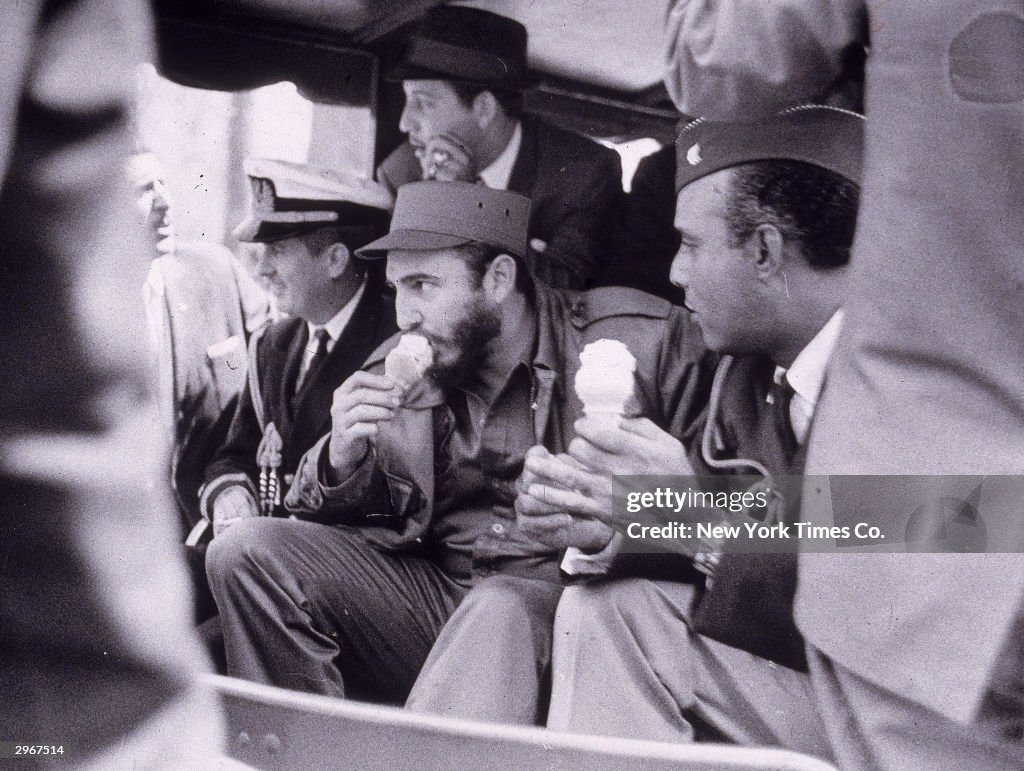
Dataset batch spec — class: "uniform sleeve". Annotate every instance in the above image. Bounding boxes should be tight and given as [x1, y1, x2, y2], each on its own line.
[375, 141, 422, 196]
[200, 374, 262, 518]
[664, 0, 866, 118]
[284, 435, 407, 526]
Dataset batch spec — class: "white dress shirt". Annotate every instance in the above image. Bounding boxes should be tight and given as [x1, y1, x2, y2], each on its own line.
[478, 121, 522, 190]
[773, 309, 845, 444]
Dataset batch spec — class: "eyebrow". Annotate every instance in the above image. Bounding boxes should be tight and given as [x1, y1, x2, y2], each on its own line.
[391, 272, 440, 286]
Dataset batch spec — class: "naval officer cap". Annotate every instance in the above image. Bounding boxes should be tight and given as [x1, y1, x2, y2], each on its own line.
[356, 181, 531, 259]
[233, 158, 394, 243]
[675, 105, 865, 194]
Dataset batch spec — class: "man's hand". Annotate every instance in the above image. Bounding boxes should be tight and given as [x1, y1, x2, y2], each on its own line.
[569, 416, 695, 478]
[519, 445, 613, 522]
[212, 485, 258, 537]
[514, 446, 615, 551]
[328, 371, 402, 480]
[417, 133, 478, 182]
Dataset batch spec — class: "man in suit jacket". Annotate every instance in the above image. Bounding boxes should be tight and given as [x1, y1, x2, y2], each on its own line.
[200, 158, 396, 534]
[521, 108, 860, 759]
[376, 5, 621, 290]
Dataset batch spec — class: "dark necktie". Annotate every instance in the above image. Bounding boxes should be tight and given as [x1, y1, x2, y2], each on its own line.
[298, 328, 329, 391]
[770, 374, 799, 463]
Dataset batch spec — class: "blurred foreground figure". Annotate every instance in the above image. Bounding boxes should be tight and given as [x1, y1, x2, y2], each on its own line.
[666, 1, 1024, 767]
[0, 0, 221, 766]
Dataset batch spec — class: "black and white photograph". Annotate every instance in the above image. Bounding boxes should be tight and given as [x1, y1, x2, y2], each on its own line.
[2, 1, 1022, 768]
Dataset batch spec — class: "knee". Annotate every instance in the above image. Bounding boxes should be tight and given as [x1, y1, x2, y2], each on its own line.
[555, 579, 659, 640]
[459, 576, 561, 634]
[205, 517, 284, 588]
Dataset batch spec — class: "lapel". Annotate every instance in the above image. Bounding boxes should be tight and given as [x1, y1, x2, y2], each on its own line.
[262, 319, 306, 434]
[507, 117, 537, 196]
[288, 289, 391, 454]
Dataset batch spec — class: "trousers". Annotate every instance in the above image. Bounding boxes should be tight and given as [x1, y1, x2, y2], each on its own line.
[206, 518, 466, 701]
[547, 578, 832, 761]
[407, 574, 564, 724]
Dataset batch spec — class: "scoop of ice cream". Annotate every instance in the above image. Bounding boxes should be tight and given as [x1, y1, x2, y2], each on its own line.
[574, 339, 637, 417]
[385, 334, 433, 389]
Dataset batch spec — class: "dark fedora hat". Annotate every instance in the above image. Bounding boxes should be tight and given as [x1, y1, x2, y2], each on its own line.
[385, 6, 535, 91]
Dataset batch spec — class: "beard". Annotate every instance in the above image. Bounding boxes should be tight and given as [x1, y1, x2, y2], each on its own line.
[425, 297, 502, 391]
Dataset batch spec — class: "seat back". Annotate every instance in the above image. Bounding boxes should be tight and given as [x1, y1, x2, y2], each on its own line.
[206, 674, 835, 770]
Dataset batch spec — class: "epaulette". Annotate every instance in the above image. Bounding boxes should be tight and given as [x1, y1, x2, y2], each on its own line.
[569, 286, 672, 328]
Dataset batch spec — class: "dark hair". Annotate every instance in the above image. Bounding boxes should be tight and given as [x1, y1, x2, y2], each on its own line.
[297, 226, 376, 275]
[725, 161, 860, 269]
[299, 216, 391, 274]
[455, 241, 530, 292]
[449, 82, 524, 120]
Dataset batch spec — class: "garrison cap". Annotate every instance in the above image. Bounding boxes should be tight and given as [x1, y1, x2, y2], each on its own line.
[675, 105, 865, 193]
[386, 6, 534, 91]
[356, 181, 530, 259]
[234, 158, 394, 243]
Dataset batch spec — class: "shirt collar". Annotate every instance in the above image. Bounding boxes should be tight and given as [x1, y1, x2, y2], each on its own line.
[478, 121, 522, 190]
[306, 278, 366, 344]
[774, 309, 845, 408]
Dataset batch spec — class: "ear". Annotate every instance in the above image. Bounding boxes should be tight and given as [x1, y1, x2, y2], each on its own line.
[751, 223, 785, 281]
[324, 242, 352, 279]
[472, 91, 499, 129]
[482, 253, 517, 302]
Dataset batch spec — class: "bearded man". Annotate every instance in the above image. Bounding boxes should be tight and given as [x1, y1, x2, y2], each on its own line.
[205, 181, 711, 707]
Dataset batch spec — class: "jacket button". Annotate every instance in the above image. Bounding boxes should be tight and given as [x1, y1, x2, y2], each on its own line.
[491, 523, 505, 535]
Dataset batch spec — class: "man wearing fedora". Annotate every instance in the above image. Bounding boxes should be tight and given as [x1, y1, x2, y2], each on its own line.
[205, 180, 710, 708]
[200, 159, 396, 537]
[377, 5, 622, 291]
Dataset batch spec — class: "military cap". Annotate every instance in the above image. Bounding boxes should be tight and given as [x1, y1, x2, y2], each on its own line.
[675, 105, 865, 193]
[356, 181, 530, 259]
[233, 158, 394, 243]
[386, 6, 534, 91]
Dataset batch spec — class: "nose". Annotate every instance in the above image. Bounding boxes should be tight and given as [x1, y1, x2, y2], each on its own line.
[254, 247, 275, 278]
[394, 291, 422, 331]
[669, 248, 690, 290]
[151, 181, 171, 215]
[398, 100, 416, 136]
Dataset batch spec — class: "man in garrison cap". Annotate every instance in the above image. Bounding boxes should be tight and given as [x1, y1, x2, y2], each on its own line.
[522, 107, 861, 757]
[665, 2, 1024, 767]
[199, 158, 396, 539]
[376, 5, 621, 290]
[205, 180, 711, 709]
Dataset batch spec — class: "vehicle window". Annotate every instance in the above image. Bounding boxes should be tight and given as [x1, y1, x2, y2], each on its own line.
[135, 63, 374, 247]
